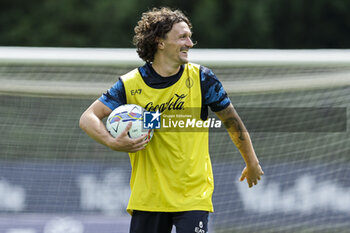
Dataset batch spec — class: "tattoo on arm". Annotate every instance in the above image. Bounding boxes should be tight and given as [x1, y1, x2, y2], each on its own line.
[223, 117, 245, 141]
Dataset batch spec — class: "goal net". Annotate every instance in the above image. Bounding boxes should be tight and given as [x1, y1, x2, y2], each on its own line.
[0, 47, 349, 233]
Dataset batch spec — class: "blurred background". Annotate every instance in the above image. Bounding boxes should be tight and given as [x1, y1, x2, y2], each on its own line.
[1, 0, 350, 233]
[1, 0, 350, 49]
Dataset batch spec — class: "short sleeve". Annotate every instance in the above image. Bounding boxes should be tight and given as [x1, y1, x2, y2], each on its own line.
[98, 78, 126, 110]
[200, 66, 231, 112]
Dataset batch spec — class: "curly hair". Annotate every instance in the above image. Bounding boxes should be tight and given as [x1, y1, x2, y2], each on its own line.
[133, 7, 192, 62]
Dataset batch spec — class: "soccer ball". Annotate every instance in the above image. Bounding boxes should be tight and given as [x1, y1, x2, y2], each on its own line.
[106, 104, 153, 141]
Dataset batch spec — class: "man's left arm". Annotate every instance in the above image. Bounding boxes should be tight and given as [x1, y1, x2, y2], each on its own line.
[215, 103, 264, 188]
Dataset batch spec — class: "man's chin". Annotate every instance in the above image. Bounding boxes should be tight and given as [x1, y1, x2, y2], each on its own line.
[179, 57, 189, 64]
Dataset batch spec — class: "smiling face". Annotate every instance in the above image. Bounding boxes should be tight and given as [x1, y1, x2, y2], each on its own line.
[157, 21, 194, 67]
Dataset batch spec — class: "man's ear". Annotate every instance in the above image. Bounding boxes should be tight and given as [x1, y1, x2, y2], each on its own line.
[157, 37, 165, 50]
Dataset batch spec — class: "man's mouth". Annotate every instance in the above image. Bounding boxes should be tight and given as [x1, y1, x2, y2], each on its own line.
[180, 47, 189, 54]
[180, 50, 188, 55]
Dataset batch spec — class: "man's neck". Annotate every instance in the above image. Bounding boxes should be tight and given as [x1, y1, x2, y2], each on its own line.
[151, 59, 181, 77]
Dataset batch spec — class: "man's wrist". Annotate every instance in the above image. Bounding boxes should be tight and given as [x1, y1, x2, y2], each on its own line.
[246, 159, 260, 168]
[105, 136, 116, 149]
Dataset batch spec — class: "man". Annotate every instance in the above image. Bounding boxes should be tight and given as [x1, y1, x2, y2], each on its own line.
[80, 7, 263, 233]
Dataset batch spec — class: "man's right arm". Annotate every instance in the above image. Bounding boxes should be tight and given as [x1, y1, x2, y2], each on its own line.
[79, 100, 148, 153]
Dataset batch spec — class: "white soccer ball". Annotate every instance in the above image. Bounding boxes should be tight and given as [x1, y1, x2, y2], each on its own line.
[106, 104, 153, 141]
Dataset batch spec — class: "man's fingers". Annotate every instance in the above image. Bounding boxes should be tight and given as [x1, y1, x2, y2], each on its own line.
[239, 173, 245, 182]
[239, 166, 264, 188]
[132, 135, 149, 146]
[129, 146, 146, 153]
[121, 122, 132, 135]
[127, 143, 146, 153]
[127, 134, 149, 152]
[134, 133, 149, 143]
[247, 179, 253, 188]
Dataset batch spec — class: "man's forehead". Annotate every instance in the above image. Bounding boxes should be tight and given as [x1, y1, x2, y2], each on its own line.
[170, 22, 192, 34]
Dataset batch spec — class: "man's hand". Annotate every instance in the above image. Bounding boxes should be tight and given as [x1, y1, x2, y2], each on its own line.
[239, 164, 264, 188]
[107, 122, 149, 153]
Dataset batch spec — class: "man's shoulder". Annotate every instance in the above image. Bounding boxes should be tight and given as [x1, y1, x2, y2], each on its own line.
[185, 63, 216, 80]
[196, 65, 218, 83]
[120, 67, 142, 81]
[186, 62, 201, 71]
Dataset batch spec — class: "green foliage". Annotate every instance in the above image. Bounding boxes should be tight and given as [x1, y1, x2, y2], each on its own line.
[1, 0, 350, 48]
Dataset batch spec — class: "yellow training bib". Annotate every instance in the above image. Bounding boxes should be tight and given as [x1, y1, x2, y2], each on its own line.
[121, 63, 214, 214]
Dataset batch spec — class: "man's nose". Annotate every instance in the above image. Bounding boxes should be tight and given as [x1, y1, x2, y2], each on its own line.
[186, 37, 194, 48]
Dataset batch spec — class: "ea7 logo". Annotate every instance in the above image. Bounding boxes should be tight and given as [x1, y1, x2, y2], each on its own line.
[130, 89, 142, 95]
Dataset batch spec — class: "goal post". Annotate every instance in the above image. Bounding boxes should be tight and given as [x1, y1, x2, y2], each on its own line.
[0, 47, 349, 233]
[1, 47, 350, 96]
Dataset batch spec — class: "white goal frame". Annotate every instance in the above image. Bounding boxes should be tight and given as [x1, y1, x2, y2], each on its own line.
[1, 47, 350, 96]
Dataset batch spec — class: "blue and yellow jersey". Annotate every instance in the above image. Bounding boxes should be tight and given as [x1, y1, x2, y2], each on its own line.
[99, 62, 230, 214]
